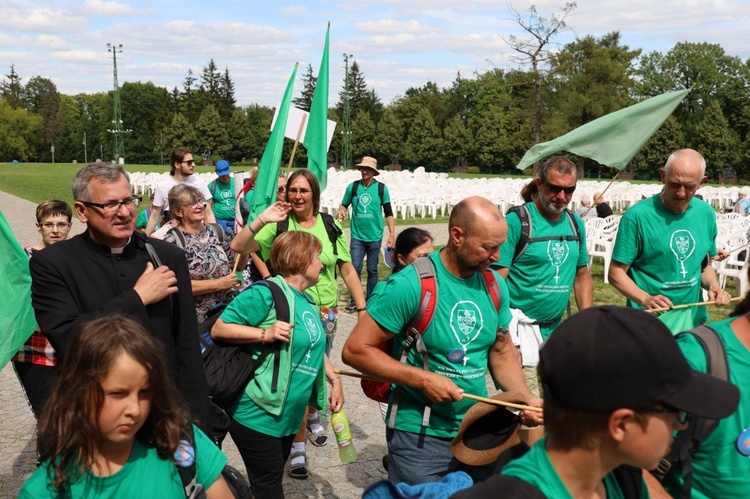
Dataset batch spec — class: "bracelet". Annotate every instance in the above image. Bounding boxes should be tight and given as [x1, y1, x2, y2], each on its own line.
[247, 224, 258, 235]
[258, 215, 266, 225]
[260, 328, 266, 345]
[329, 376, 341, 384]
[263, 275, 272, 280]
[356, 307, 366, 312]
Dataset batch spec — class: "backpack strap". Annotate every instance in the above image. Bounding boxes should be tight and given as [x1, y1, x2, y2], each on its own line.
[654, 325, 728, 497]
[166, 226, 188, 250]
[388, 256, 437, 429]
[265, 280, 290, 392]
[509, 205, 581, 263]
[208, 180, 218, 199]
[378, 181, 385, 202]
[174, 425, 206, 498]
[207, 223, 225, 244]
[481, 269, 502, 312]
[352, 179, 361, 200]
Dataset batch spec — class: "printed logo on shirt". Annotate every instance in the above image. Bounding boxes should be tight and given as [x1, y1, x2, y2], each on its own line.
[547, 240, 570, 283]
[359, 193, 372, 213]
[302, 310, 321, 364]
[449, 301, 484, 366]
[669, 229, 696, 278]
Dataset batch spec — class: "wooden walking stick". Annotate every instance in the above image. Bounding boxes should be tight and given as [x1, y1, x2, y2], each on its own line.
[646, 296, 743, 314]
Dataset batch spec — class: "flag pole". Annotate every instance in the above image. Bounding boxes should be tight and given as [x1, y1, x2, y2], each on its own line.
[581, 170, 621, 218]
[333, 369, 542, 412]
[646, 296, 742, 314]
[286, 113, 307, 178]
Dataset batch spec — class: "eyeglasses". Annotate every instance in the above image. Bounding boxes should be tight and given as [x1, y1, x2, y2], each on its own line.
[277, 186, 286, 194]
[640, 404, 689, 424]
[288, 188, 312, 196]
[186, 199, 207, 208]
[182, 159, 196, 165]
[543, 180, 577, 195]
[40, 222, 71, 231]
[82, 196, 141, 214]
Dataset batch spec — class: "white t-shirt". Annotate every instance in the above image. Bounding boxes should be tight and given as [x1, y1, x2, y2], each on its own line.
[153, 174, 212, 211]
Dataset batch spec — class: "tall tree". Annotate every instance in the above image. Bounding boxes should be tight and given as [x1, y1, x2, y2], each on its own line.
[402, 107, 442, 167]
[351, 109, 376, 162]
[245, 104, 275, 161]
[373, 107, 404, 167]
[0, 98, 41, 161]
[337, 61, 383, 120]
[226, 108, 252, 162]
[23, 76, 62, 153]
[160, 113, 198, 153]
[292, 63, 317, 112]
[1, 64, 24, 109]
[194, 104, 229, 158]
[692, 100, 741, 179]
[182, 68, 200, 123]
[504, 2, 576, 145]
[629, 115, 685, 179]
[118, 82, 171, 163]
[219, 67, 237, 119]
[442, 116, 474, 168]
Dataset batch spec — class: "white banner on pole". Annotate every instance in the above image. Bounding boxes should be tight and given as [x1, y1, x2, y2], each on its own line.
[271, 105, 337, 151]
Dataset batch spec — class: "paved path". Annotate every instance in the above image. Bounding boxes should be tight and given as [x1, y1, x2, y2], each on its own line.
[0, 189, 454, 497]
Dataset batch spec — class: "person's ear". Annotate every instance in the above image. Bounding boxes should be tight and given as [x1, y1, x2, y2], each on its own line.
[659, 168, 666, 183]
[608, 408, 637, 443]
[74, 202, 88, 223]
[700, 175, 708, 186]
[397, 254, 407, 266]
[449, 226, 464, 246]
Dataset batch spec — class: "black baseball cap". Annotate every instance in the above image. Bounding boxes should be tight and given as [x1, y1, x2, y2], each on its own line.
[539, 306, 739, 419]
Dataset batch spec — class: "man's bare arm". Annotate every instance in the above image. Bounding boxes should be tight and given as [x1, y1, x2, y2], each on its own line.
[609, 260, 673, 310]
[573, 265, 594, 310]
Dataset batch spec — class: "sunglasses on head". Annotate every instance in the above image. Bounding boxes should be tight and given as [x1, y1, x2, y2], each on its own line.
[543, 180, 576, 195]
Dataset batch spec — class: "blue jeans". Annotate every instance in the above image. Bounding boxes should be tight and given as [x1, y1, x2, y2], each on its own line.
[350, 238, 381, 301]
[386, 428, 495, 485]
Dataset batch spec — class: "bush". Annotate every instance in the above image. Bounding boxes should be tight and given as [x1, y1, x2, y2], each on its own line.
[467, 166, 481, 174]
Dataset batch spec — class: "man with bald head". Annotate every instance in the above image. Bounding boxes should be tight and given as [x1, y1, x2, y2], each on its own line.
[609, 149, 730, 327]
[343, 196, 542, 485]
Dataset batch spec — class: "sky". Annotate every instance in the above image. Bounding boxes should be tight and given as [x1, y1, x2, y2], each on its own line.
[1, 0, 749, 109]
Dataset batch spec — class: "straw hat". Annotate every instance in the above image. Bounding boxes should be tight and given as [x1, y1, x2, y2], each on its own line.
[355, 156, 380, 176]
[451, 392, 524, 466]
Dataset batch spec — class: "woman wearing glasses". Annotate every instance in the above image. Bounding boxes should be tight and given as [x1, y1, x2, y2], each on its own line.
[13, 200, 73, 418]
[231, 169, 364, 479]
[163, 184, 248, 325]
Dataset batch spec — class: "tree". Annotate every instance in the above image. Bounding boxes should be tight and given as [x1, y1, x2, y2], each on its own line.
[1, 64, 24, 109]
[351, 109, 376, 162]
[504, 2, 576, 145]
[292, 64, 316, 112]
[23, 76, 62, 153]
[629, 115, 684, 179]
[692, 100, 741, 179]
[0, 98, 41, 161]
[402, 107, 442, 167]
[442, 116, 474, 168]
[245, 104, 274, 161]
[337, 61, 383, 120]
[194, 104, 229, 158]
[373, 107, 404, 166]
[226, 108, 252, 162]
[219, 67, 237, 120]
[118, 82, 171, 163]
[160, 113, 198, 153]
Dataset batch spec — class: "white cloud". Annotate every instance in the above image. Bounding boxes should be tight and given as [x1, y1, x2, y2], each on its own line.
[0, 4, 87, 34]
[279, 6, 307, 16]
[77, 0, 156, 17]
[355, 19, 442, 34]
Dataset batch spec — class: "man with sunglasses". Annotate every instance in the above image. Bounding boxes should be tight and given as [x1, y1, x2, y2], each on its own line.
[145, 147, 215, 236]
[29, 162, 210, 434]
[609, 149, 730, 328]
[497, 156, 593, 444]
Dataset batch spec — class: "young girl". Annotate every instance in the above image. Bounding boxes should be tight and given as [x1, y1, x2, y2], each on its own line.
[20, 314, 233, 498]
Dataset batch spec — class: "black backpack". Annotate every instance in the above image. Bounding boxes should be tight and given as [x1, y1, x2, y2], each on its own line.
[175, 425, 252, 498]
[507, 205, 581, 263]
[166, 223, 225, 250]
[351, 179, 385, 203]
[197, 280, 290, 410]
[652, 325, 728, 498]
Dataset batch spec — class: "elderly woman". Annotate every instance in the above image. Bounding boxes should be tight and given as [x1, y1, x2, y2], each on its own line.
[212, 230, 344, 499]
[164, 184, 248, 324]
[231, 169, 365, 478]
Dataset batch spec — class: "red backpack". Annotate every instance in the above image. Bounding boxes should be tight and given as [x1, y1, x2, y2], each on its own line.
[361, 256, 502, 428]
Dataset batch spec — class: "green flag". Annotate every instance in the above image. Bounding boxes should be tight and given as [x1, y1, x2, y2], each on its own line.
[303, 24, 330, 192]
[657, 308, 698, 336]
[517, 88, 691, 171]
[0, 210, 37, 369]
[249, 63, 298, 221]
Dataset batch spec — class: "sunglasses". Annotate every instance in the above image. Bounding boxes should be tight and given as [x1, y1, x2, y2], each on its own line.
[543, 180, 577, 195]
[640, 404, 689, 425]
[182, 159, 196, 165]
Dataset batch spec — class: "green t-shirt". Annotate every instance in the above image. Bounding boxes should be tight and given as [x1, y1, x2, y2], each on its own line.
[663, 317, 750, 498]
[209, 178, 236, 220]
[367, 251, 512, 438]
[612, 195, 718, 326]
[255, 215, 351, 308]
[136, 209, 159, 231]
[499, 203, 589, 337]
[502, 437, 649, 499]
[20, 426, 226, 498]
[223, 285, 325, 437]
[341, 180, 391, 242]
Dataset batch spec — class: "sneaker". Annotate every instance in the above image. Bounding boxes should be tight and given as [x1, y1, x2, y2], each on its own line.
[344, 301, 356, 312]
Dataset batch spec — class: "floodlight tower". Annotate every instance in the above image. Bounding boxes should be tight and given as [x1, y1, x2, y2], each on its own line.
[107, 43, 125, 163]
[341, 53, 353, 170]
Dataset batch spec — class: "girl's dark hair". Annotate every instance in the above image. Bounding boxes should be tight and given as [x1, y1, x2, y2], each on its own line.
[37, 314, 192, 493]
[393, 228, 433, 273]
[286, 169, 321, 215]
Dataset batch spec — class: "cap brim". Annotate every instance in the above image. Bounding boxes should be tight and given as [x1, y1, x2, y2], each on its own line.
[663, 370, 739, 420]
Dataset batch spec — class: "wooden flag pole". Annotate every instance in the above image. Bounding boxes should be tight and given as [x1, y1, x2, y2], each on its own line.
[581, 170, 621, 218]
[646, 296, 743, 314]
[285, 113, 307, 178]
[333, 369, 542, 413]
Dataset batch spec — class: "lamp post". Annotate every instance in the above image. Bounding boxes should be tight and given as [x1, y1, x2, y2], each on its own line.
[341, 53, 353, 170]
[107, 43, 126, 163]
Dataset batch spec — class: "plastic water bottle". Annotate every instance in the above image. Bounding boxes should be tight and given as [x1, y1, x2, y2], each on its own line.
[331, 411, 357, 463]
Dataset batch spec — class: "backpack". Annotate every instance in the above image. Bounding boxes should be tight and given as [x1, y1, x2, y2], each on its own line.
[174, 425, 252, 499]
[197, 280, 290, 410]
[507, 205, 581, 263]
[352, 179, 385, 204]
[166, 223, 225, 250]
[651, 325, 728, 498]
[360, 256, 503, 429]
